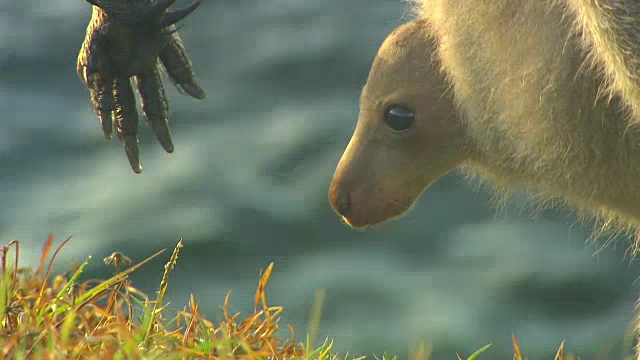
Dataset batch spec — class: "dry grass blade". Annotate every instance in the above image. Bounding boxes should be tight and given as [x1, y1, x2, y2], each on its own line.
[512, 334, 525, 360]
[181, 293, 199, 350]
[222, 289, 239, 326]
[36, 235, 72, 308]
[254, 262, 274, 312]
[35, 233, 54, 277]
[143, 238, 183, 344]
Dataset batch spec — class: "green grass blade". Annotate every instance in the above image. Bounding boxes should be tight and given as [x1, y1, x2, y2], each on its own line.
[467, 344, 491, 360]
[54, 255, 91, 302]
[55, 248, 166, 316]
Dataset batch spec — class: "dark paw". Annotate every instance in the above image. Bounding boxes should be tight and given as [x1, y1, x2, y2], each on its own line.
[77, 0, 205, 173]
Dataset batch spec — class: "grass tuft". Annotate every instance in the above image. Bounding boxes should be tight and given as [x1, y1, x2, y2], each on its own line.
[0, 234, 626, 359]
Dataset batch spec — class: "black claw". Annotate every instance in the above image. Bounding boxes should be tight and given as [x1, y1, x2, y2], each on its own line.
[159, 0, 202, 28]
[178, 82, 206, 99]
[152, 125, 175, 153]
[99, 111, 114, 139]
[121, 134, 143, 173]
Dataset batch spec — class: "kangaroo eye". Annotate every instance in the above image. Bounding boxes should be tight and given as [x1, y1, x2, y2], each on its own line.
[384, 105, 414, 132]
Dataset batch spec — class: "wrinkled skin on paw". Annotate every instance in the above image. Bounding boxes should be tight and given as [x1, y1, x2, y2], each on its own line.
[77, 0, 206, 174]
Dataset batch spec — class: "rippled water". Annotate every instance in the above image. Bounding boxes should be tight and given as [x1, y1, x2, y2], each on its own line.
[2, 1, 640, 358]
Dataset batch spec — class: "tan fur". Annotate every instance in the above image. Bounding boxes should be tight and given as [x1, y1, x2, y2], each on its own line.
[330, 2, 640, 234]
[329, 1, 640, 355]
[565, 0, 640, 124]
[411, 0, 640, 237]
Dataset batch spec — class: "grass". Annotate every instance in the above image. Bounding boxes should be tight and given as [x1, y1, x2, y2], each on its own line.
[0, 234, 633, 359]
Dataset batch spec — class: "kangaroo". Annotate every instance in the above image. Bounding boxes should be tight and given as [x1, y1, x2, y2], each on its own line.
[329, 2, 640, 356]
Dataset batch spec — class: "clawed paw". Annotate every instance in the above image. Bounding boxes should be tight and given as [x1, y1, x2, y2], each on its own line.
[77, 0, 205, 173]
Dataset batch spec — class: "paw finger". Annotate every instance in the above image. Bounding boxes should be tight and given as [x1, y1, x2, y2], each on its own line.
[160, 31, 206, 100]
[89, 73, 115, 139]
[113, 77, 142, 173]
[135, 64, 174, 153]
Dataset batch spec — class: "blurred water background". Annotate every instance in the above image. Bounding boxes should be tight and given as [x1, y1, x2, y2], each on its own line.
[2, 0, 640, 358]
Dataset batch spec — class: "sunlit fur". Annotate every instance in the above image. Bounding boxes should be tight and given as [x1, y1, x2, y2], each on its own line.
[406, 0, 640, 242]
[330, 3, 640, 239]
[565, 0, 640, 125]
[330, 1, 640, 356]
[406, 3, 640, 355]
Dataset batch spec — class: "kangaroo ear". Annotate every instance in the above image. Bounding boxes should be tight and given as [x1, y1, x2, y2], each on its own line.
[159, 0, 202, 28]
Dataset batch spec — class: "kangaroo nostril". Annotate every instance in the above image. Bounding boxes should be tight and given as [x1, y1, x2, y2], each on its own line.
[335, 191, 351, 217]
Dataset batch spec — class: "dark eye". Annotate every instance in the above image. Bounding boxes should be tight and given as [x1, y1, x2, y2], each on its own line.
[384, 105, 414, 132]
